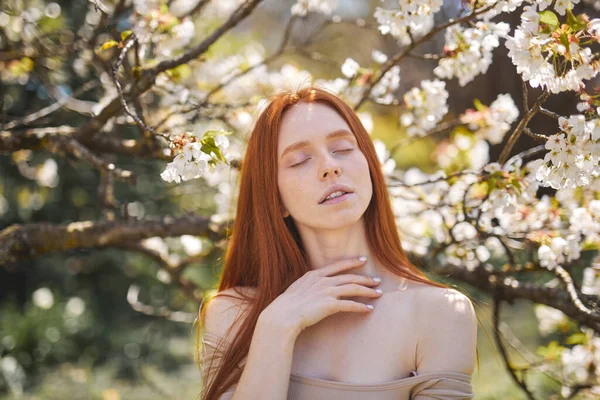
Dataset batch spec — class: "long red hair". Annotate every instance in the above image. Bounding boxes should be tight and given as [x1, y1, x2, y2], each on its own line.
[197, 86, 460, 399]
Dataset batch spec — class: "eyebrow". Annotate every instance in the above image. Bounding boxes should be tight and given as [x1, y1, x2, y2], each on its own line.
[280, 129, 355, 160]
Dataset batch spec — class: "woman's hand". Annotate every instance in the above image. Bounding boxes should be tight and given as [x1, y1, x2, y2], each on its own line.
[259, 257, 382, 338]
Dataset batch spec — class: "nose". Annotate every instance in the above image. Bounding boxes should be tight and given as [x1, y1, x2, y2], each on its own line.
[320, 156, 341, 180]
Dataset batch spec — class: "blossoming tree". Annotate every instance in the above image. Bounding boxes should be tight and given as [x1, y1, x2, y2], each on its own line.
[1, 0, 600, 397]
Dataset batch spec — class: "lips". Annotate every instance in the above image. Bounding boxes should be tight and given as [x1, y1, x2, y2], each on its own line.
[319, 190, 350, 204]
[319, 184, 354, 204]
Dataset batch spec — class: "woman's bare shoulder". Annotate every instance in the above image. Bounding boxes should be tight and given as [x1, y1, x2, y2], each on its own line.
[202, 286, 258, 341]
[215, 286, 258, 301]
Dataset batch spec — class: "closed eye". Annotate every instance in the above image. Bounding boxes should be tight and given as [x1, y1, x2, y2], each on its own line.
[291, 159, 310, 168]
[290, 149, 353, 168]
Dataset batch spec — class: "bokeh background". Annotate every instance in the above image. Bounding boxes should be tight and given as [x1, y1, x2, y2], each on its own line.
[1, 0, 599, 399]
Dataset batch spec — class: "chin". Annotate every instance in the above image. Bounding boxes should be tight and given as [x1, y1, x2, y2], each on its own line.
[314, 210, 365, 230]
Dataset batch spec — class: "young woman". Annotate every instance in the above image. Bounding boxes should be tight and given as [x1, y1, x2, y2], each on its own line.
[197, 86, 479, 399]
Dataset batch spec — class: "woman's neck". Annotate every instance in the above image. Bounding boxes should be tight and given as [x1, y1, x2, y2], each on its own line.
[296, 218, 384, 278]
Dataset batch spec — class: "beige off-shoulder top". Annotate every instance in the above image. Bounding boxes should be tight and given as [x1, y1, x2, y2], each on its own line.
[200, 331, 474, 400]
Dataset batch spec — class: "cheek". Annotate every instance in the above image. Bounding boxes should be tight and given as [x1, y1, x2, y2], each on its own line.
[352, 154, 371, 181]
[278, 172, 308, 206]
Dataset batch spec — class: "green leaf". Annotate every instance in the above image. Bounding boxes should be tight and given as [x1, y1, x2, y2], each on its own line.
[536, 340, 566, 360]
[120, 30, 132, 41]
[581, 239, 599, 251]
[97, 40, 119, 52]
[566, 332, 587, 345]
[539, 10, 559, 31]
[453, 125, 472, 136]
[487, 177, 497, 195]
[473, 98, 486, 112]
[164, 64, 192, 82]
[559, 31, 569, 49]
[510, 178, 522, 194]
[196, 130, 231, 164]
[566, 8, 587, 31]
[202, 130, 232, 139]
[200, 136, 227, 163]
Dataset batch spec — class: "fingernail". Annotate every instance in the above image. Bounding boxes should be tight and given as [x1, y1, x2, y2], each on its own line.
[359, 256, 367, 261]
[375, 289, 383, 294]
[373, 277, 381, 282]
[366, 304, 374, 310]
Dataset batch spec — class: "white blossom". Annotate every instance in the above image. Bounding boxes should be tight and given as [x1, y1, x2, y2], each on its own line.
[160, 131, 230, 183]
[371, 65, 400, 105]
[537, 234, 582, 270]
[506, 5, 599, 94]
[341, 58, 360, 78]
[357, 112, 373, 134]
[435, 22, 509, 87]
[371, 49, 388, 64]
[562, 342, 595, 383]
[570, 201, 600, 244]
[460, 94, 519, 144]
[400, 79, 449, 137]
[535, 115, 600, 190]
[374, 0, 443, 46]
[582, 266, 600, 296]
[373, 139, 396, 176]
[291, 0, 337, 16]
[534, 304, 568, 336]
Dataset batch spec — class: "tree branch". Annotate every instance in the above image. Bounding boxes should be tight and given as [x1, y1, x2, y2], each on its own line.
[498, 91, 550, 165]
[0, 214, 227, 267]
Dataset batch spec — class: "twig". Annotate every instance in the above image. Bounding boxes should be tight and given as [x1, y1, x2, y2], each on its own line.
[120, 242, 207, 303]
[522, 79, 529, 114]
[493, 297, 537, 400]
[2, 80, 99, 130]
[506, 144, 547, 166]
[539, 107, 561, 120]
[499, 91, 550, 165]
[127, 284, 197, 323]
[407, 51, 444, 60]
[112, 35, 171, 140]
[50, 134, 136, 184]
[523, 127, 548, 141]
[389, 119, 461, 157]
[1, 126, 133, 184]
[179, 0, 211, 19]
[75, 0, 265, 142]
[99, 170, 118, 220]
[387, 169, 479, 188]
[149, 0, 265, 75]
[354, 3, 495, 110]
[553, 265, 598, 317]
[191, 14, 298, 109]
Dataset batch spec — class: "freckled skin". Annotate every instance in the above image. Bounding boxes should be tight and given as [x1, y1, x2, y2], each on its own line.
[277, 101, 373, 233]
[276, 99, 403, 295]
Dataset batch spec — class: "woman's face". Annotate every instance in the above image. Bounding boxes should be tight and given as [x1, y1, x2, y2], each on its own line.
[277, 101, 373, 230]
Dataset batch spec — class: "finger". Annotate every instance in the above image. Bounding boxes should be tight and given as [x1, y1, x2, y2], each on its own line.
[330, 283, 382, 298]
[333, 300, 374, 313]
[325, 274, 381, 287]
[320, 257, 368, 277]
